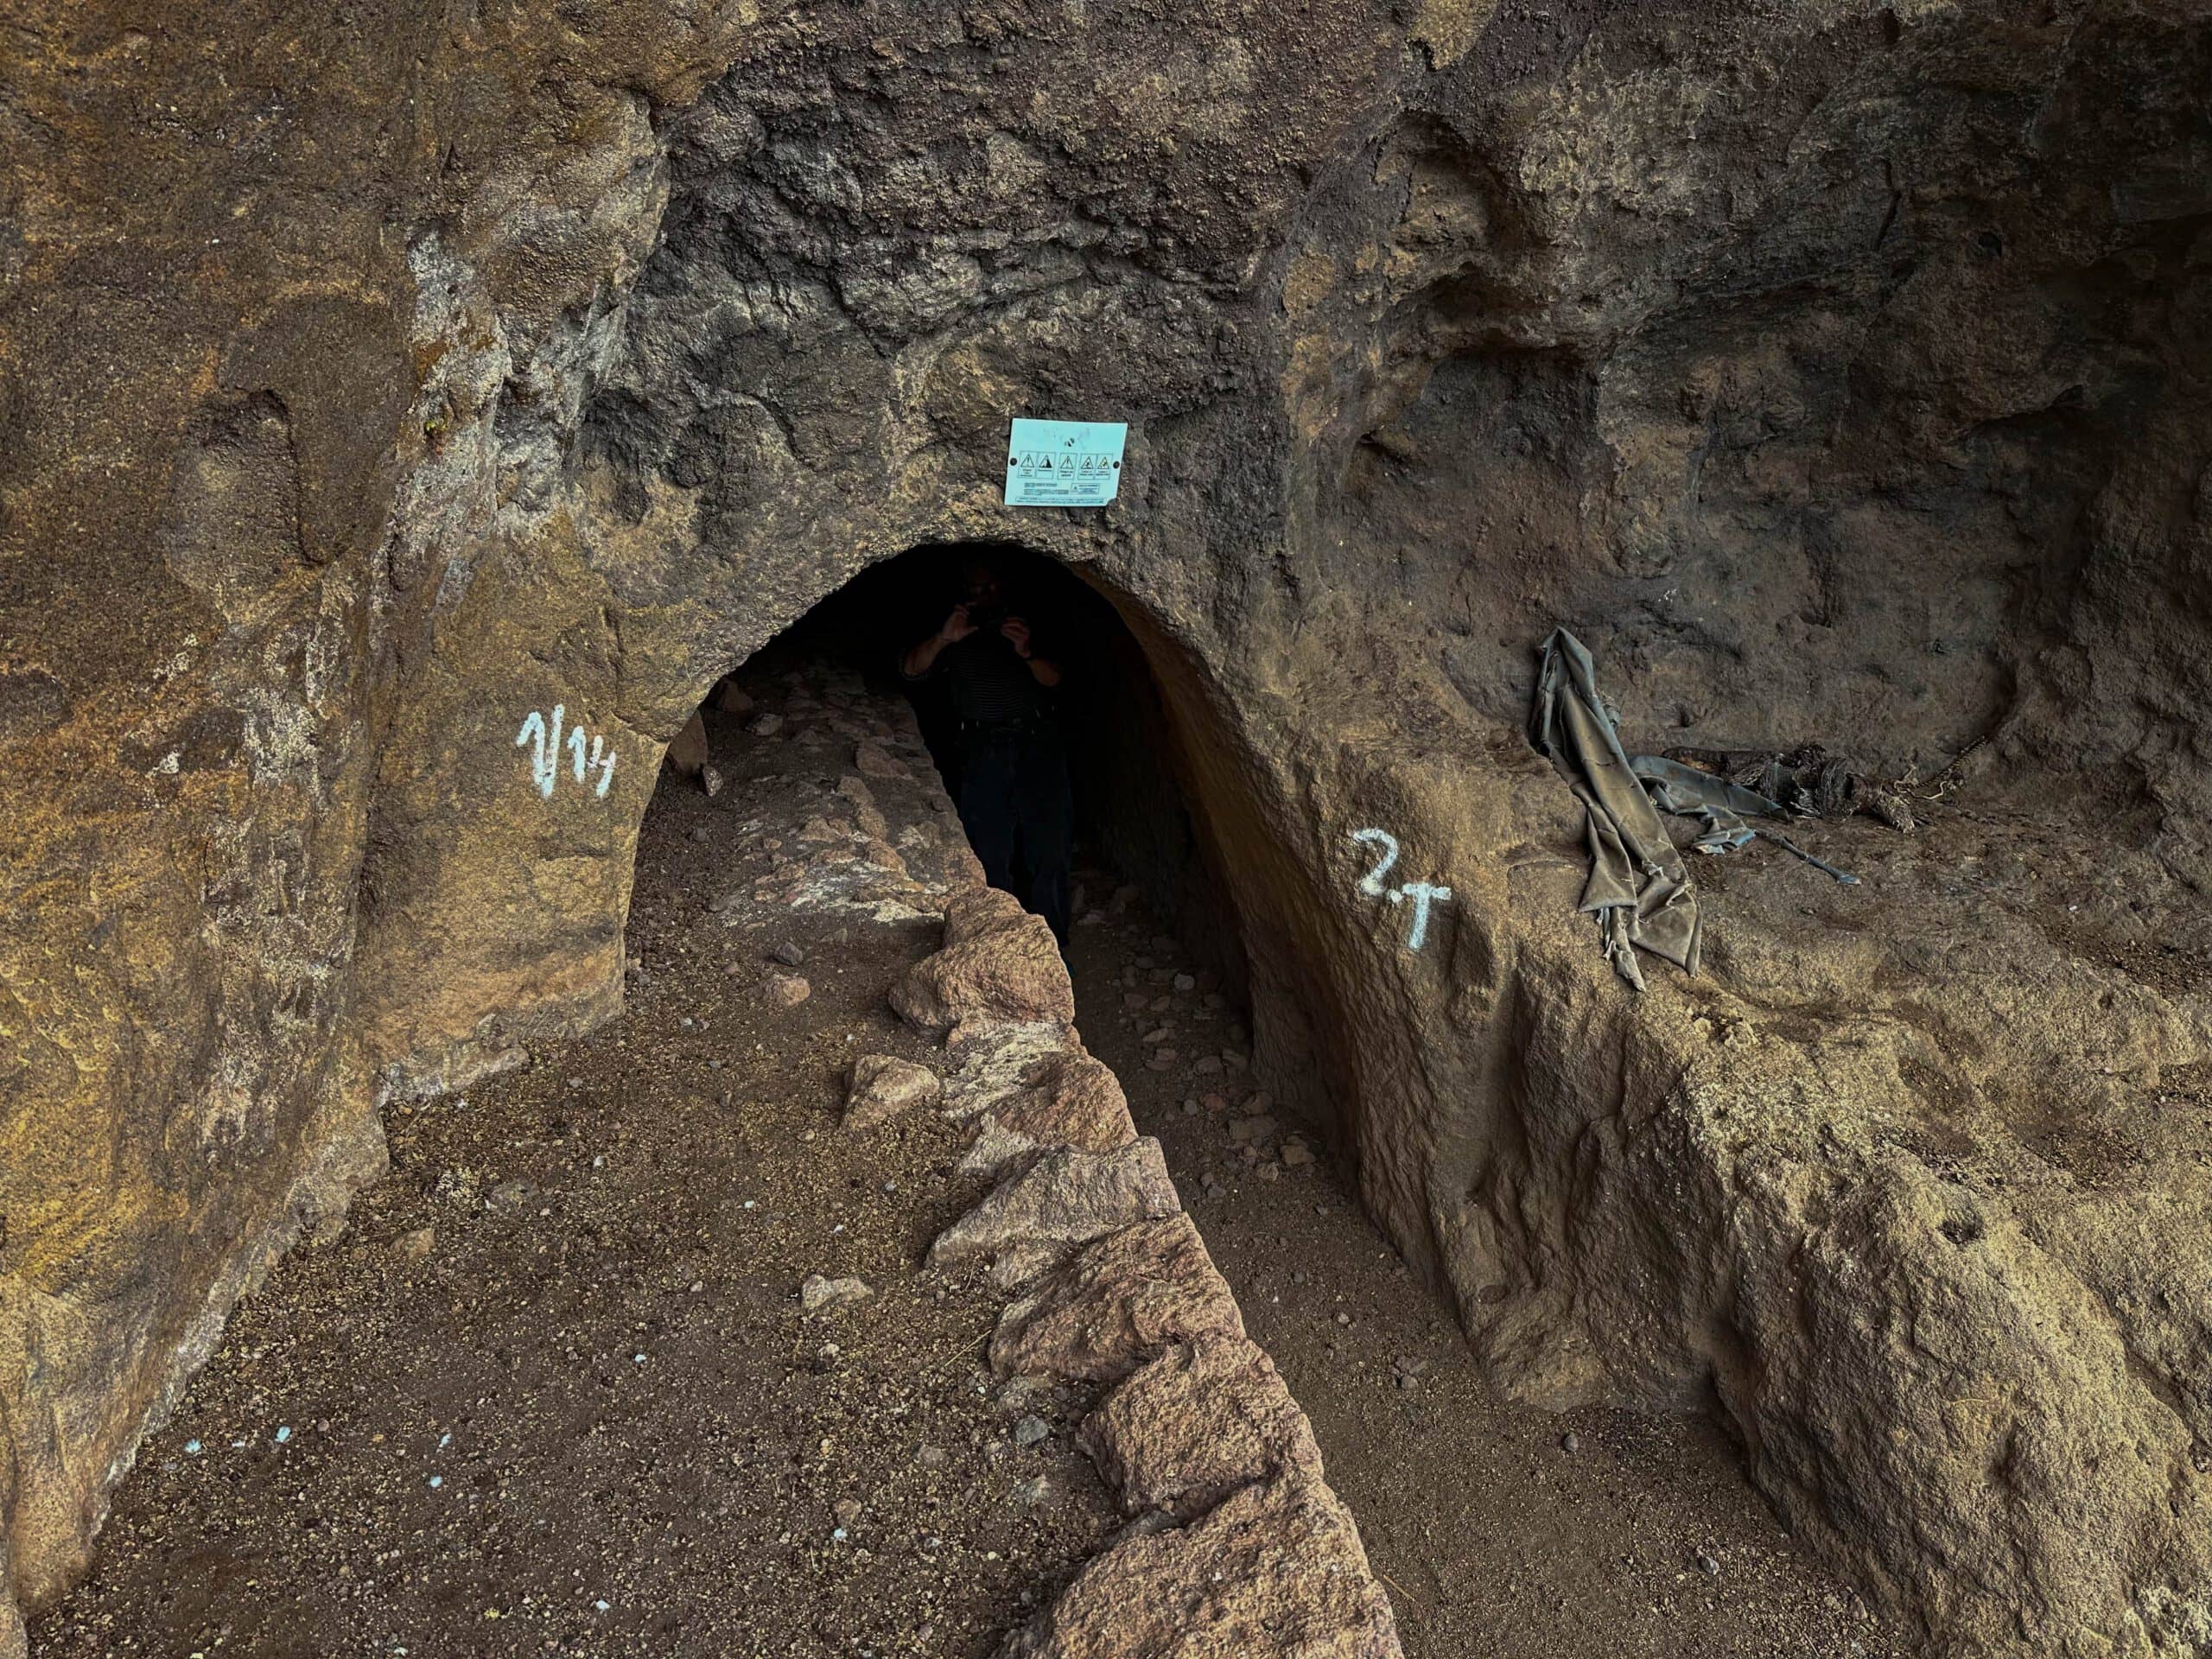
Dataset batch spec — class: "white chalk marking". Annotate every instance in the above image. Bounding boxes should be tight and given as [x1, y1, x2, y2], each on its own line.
[1351, 827, 1400, 896]
[1350, 828, 1451, 951]
[516, 704, 564, 798]
[517, 704, 619, 800]
[1399, 880, 1452, 950]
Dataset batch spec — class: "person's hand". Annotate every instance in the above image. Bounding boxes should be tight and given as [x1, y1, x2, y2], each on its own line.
[939, 604, 976, 644]
[1001, 616, 1032, 658]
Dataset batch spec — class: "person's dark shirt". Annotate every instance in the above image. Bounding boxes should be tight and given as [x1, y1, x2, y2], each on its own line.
[908, 631, 1047, 729]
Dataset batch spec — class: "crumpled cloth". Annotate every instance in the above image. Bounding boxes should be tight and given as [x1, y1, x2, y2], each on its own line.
[1630, 754, 1782, 854]
[1529, 629, 1859, 988]
[1529, 629, 1703, 988]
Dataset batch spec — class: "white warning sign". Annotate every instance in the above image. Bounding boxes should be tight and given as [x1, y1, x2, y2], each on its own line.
[1004, 418, 1128, 509]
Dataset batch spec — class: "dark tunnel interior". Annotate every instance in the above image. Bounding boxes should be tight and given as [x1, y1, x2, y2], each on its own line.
[707, 542, 1252, 1007]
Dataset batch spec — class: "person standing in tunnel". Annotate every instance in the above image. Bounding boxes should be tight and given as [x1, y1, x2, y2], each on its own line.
[901, 556, 1074, 944]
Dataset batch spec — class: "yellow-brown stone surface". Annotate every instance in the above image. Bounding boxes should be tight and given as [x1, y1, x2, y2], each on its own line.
[8, 1, 2212, 1652]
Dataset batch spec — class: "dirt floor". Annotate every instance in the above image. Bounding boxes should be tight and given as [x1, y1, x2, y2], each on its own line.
[36, 671, 1910, 1659]
[35, 683, 1122, 1659]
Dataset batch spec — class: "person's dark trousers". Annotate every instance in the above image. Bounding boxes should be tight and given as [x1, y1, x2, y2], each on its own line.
[957, 734, 1020, 891]
[956, 724, 1073, 946]
[1014, 726, 1073, 945]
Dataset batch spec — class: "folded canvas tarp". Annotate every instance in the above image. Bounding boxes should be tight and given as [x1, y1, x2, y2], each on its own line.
[1529, 628, 1855, 989]
[1630, 753, 1781, 855]
[1529, 629, 1703, 988]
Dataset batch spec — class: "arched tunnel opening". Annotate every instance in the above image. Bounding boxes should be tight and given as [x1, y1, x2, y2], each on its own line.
[711, 539, 1253, 1009]
[591, 543, 1919, 1657]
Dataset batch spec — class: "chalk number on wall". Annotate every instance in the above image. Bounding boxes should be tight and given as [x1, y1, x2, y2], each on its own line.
[1352, 828, 1450, 951]
[516, 704, 619, 799]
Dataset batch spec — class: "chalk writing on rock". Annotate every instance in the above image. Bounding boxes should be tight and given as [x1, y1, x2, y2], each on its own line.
[1351, 827, 1400, 896]
[1351, 827, 1451, 951]
[516, 704, 618, 800]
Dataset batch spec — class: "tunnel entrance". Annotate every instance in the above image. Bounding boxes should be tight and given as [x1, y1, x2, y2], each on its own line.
[43, 546, 1911, 1659]
[706, 542, 1250, 1008]
[617, 550, 1920, 1659]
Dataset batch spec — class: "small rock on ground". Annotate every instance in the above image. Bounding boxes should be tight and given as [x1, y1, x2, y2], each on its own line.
[845, 1054, 942, 1132]
[800, 1274, 874, 1314]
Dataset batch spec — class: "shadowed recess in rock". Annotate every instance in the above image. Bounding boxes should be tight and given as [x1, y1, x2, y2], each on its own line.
[705, 541, 1255, 1007]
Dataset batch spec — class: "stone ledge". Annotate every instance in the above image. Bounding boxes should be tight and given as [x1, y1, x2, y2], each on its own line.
[890, 728, 1404, 1656]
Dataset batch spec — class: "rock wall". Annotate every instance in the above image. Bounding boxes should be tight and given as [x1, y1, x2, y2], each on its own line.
[5, 0, 2212, 1654]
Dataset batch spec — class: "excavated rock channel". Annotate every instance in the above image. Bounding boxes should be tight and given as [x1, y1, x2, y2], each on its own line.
[14, 5, 2212, 1649]
[1066, 904, 1911, 1659]
[41, 661, 1904, 1659]
[35, 667, 1394, 1658]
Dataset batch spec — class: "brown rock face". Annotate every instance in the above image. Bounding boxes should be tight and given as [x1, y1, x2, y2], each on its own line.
[664, 709, 709, 777]
[941, 890, 1027, 942]
[993, 1053, 1141, 1154]
[853, 740, 908, 780]
[891, 899, 1077, 1033]
[995, 1471, 1401, 1659]
[991, 1217, 1248, 1386]
[763, 973, 811, 1008]
[931, 1141, 1183, 1287]
[957, 1051, 1140, 1181]
[1080, 1334, 1327, 1522]
[842, 1054, 942, 1132]
[9, 0, 2212, 1648]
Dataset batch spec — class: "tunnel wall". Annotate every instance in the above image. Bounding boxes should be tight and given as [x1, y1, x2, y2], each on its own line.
[1065, 599, 1252, 1003]
[6, 2, 2212, 1655]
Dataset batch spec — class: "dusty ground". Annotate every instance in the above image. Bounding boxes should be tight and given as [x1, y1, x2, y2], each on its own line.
[1064, 893, 1913, 1659]
[39, 669, 1910, 1659]
[35, 681, 1122, 1659]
